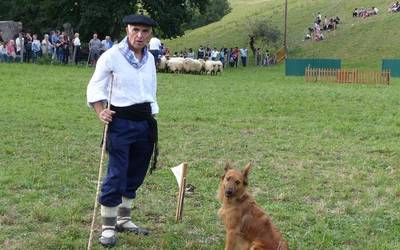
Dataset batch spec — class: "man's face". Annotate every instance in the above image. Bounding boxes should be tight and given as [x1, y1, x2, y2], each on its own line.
[126, 24, 152, 52]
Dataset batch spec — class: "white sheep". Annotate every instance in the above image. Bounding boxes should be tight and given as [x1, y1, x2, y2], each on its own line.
[183, 58, 194, 73]
[191, 59, 203, 74]
[214, 60, 223, 75]
[167, 57, 184, 73]
[198, 59, 206, 74]
[205, 60, 216, 75]
[157, 56, 167, 72]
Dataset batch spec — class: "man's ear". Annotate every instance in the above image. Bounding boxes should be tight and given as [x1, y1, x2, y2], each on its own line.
[242, 163, 251, 185]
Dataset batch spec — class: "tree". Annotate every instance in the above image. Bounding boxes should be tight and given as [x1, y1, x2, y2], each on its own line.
[183, 0, 231, 30]
[0, 0, 208, 40]
[246, 17, 282, 55]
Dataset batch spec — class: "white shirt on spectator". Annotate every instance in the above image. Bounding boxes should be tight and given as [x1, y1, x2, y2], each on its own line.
[87, 46, 159, 114]
[15, 37, 24, 52]
[149, 37, 161, 51]
[239, 48, 248, 57]
[0, 44, 6, 55]
[32, 39, 41, 52]
[73, 37, 81, 46]
[211, 50, 219, 59]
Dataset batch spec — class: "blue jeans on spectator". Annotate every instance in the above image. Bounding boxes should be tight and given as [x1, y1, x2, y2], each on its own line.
[241, 56, 247, 67]
[0, 54, 7, 62]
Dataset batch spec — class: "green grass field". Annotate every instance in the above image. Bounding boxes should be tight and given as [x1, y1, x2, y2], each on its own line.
[1, 63, 399, 249]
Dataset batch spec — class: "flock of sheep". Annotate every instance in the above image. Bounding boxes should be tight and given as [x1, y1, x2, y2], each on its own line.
[157, 56, 223, 75]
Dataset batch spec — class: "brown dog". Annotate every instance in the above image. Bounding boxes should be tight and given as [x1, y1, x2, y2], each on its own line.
[218, 163, 288, 250]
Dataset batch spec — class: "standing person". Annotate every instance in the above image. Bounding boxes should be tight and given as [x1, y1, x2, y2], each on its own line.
[211, 47, 219, 61]
[73, 33, 81, 65]
[41, 34, 52, 57]
[187, 48, 195, 59]
[239, 47, 248, 67]
[255, 48, 262, 66]
[15, 33, 24, 61]
[24, 33, 33, 63]
[6, 40, 17, 62]
[55, 35, 64, 63]
[31, 34, 41, 63]
[219, 48, 225, 67]
[61, 32, 70, 64]
[0, 30, 4, 43]
[148, 34, 161, 66]
[62, 34, 70, 64]
[6, 40, 17, 63]
[87, 14, 159, 248]
[102, 35, 113, 51]
[89, 33, 102, 66]
[263, 49, 270, 66]
[0, 42, 6, 62]
[197, 45, 205, 59]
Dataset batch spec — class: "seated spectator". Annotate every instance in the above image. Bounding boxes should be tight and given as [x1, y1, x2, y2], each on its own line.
[323, 16, 329, 30]
[328, 18, 336, 30]
[315, 32, 324, 41]
[353, 8, 358, 17]
[388, 2, 400, 12]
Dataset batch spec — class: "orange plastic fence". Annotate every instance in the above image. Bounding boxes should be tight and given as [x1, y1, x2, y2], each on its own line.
[305, 67, 390, 84]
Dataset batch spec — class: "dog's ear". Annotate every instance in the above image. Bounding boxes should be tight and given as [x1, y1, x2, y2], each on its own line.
[224, 162, 232, 172]
[222, 162, 232, 180]
[242, 163, 252, 185]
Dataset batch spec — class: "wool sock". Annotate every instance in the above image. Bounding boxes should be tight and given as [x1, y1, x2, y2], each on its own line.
[101, 205, 117, 238]
[117, 197, 137, 229]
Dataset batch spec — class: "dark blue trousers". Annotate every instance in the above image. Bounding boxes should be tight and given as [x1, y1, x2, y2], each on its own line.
[99, 117, 154, 207]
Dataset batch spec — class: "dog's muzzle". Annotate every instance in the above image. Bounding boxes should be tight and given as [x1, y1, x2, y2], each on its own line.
[225, 189, 234, 197]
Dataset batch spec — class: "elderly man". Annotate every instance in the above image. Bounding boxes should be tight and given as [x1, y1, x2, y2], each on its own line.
[87, 14, 158, 247]
[89, 33, 102, 66]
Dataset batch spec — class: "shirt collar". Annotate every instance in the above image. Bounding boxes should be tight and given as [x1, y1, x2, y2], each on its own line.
[118, 36, 148, 69]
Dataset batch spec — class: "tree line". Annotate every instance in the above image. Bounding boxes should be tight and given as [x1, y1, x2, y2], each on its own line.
[0, 0, 230, 41]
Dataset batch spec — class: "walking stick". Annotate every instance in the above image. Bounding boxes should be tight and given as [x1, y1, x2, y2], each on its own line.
[86, 49, 92, 67]
[87, 73, 114, 250]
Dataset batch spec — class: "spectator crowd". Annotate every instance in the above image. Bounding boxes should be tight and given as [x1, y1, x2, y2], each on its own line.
[0, 30, 118, 66]
[304, 12, 341, 42]
[352, 7, 379, 18]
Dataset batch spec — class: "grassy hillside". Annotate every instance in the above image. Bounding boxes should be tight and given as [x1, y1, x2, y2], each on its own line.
[166, 0, 400, 68]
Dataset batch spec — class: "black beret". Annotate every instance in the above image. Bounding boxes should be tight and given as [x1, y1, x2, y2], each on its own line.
[123, 14, 158, 27]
